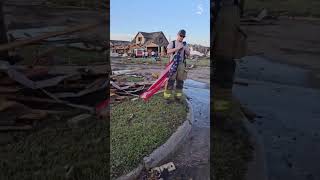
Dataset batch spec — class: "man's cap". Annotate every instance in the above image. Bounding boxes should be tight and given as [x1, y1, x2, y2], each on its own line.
[178, 29, 186, 36]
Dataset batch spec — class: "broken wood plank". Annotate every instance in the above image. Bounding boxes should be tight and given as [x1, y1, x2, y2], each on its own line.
[111, 69, 142, 77]
[41, 89, 94, 113]
[0, 23, 101, 52]
[0, 100, 23, 111]
[18, 110, 48, 120]
[0, 85, 20, 93]
[110, 81, 131, 90]
[31, 109, 69, 115]
[6, 67, 77, 89]
[0, 125, 33, 131]
[85, 78, 106, 89]
[5, 95, 60, 104]
[53, 79, 108, 98]
[126, 85, 145, 93]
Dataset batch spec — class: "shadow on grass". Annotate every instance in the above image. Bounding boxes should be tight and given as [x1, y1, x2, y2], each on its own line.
[0, 115, 109, 180]
[213, 99, 254, 180]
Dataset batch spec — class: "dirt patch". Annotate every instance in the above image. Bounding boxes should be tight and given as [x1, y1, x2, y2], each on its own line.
[111, 57, 210, 84]
[245, 0, 320, 17]
[244, 18, 320, 87]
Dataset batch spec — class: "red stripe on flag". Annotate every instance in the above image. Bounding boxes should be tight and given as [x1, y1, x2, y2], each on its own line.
[140, 61, 174, 101]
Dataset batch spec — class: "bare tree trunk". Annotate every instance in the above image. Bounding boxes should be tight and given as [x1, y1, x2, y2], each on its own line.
[0, 1, 9, 59]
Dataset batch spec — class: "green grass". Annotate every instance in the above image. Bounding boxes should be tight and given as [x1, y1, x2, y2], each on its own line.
[126, 76, 144, 82]
[189, 58, 210, 67]
[213, 100, 253, 180]
[0, 117, 109, 180]
[18, 45, 106, 66]
[111, 94, 188, 179]
[121, 57, 169, 66]
[246, 0, 320, 17]
[121, 57, 210, 67]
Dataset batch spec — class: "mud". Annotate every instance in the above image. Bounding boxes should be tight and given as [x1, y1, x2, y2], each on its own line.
[234, 55, 320, 180]
[162, 80, 210, 179]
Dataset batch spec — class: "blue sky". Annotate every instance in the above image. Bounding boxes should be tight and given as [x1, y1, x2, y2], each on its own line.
[110, 0, 210, 47]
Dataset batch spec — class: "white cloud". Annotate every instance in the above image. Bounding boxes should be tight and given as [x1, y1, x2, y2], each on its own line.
[110, 33, 133, 41]
[196, 4, 203, 15]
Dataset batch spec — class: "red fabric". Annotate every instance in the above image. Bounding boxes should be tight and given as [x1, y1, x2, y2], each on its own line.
[95, 98, 109, 113]
[140, 61, 174, 101]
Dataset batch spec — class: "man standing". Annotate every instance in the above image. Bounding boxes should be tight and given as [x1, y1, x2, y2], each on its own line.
[212, 0, 246, 119]
[164, 29, 190, 101]
[144, 50, 148, 58]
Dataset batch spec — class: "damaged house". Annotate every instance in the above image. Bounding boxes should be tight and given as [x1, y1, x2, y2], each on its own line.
[131, 31, 169, 56]
[110, 40, 131, 55]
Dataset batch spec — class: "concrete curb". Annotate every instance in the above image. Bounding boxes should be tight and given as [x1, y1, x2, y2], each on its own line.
[116, 99, 193, 180]
[116, 164, 144, 180]
[239, 111, 269, 180]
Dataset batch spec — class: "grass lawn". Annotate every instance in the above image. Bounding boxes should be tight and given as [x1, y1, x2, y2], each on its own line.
[120, 57, 169, 66]
[0, 116, 109, 180]
[246, 0, 320, 17]
[110, 94, 188, 179]
[120, 57, 210, 68]
[188, 58, 210, 67]
[213, 99, 253, 180]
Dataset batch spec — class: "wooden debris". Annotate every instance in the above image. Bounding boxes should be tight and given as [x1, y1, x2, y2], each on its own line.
[68, 42, 103, 51]
[6, 95, 61, 104]
[53, 79, 107, 98]
[0, 86, 21, 93]
[41, 89, 95, 113]
[0, 58, 107, 131]
[6, 67, 76, 89]
[18, 110, 48, 120]
[0, 100, 19, 111]
[111, 69, 141, 77]
[0, 125, 33, 131]
[0, 23, 101, 52]
[67, 114, 92, 128]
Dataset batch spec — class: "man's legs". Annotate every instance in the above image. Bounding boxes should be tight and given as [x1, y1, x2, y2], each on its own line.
[175, 63, 186, 100]
[212, 56, 236, 119]
[164, 73, 176, 101]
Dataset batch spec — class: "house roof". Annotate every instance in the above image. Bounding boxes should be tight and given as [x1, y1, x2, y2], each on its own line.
[132, 31, 169, 47]
[110, 40, 131, 46]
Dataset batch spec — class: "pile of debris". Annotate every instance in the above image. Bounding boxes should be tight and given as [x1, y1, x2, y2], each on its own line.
[241, 8, 279, 26]
[110, 70, 156, 103]
[0, 60, 108, 131]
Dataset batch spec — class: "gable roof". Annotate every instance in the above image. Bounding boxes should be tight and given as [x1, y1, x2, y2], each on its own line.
[110, 40, 131, 46]
[132, 31, 169, 47]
